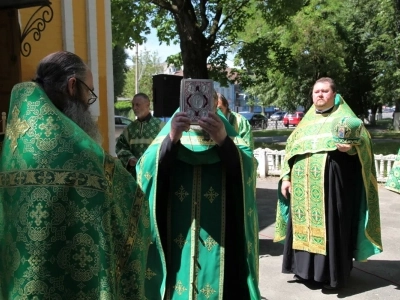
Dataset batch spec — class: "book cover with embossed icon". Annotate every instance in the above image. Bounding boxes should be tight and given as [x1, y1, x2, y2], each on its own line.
[180, 79, 214, 124]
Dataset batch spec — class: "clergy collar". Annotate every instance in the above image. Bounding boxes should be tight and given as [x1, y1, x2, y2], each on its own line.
[137, 113, 152, 122]
[315, 105, 334, 114]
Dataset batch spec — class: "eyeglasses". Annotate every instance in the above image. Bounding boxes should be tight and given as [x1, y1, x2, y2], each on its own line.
[75, 77, 98, 105]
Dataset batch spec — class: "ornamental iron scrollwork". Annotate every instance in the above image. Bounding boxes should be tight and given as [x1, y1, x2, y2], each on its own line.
[20, 4, 53, 57]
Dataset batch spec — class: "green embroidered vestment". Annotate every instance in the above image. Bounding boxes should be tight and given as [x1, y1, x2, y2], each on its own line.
[137, 110, 260, 300]
[0, 82, 151, 299]
[274, 95, 382, 261]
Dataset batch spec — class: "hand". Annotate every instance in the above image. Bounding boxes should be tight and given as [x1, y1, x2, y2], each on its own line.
[198, 112, 227, 146]
[336, 143, 352, 152]
[129, 157, 137, 166]
[281, 180, 291, 199]
[170, 112, 191, 143]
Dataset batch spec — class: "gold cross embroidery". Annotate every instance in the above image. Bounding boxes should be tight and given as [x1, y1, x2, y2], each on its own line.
[175, 185, 189, 202]
[204, 187, 219, 203]
[247, 176, 252, 186]
[173, 280, 187, 295]
[38, 116, 60, 137]
[8, 106, 30, 153]
[145, 268, 156, 280]
[174, 233, 187, 249]
[200, 283, 216, 299]
[294, 208, 305, 222]
[145, 172, 152, 180]
[204, 235, 218, 251]
[311, 165, 320, 178]
[248, 207, 254, 216]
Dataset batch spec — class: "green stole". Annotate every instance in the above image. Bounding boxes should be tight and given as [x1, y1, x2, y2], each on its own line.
[274, 95, 382, 260]
[137, 110, 260, 299]
[227, 111, 254, 150]
[385, 148, 400, 193]
[0, 82, 150, 299]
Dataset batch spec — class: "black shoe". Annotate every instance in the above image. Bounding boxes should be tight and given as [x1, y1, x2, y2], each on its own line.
[323, 284, 338, 290]
[293, 275, 306, 282]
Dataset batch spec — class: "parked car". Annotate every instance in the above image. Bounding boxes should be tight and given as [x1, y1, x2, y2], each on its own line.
[283, 111, 304, 127]
[115, 115, 133, 137]
[270, 111, 287, 121]
[239, 112, 268, 129]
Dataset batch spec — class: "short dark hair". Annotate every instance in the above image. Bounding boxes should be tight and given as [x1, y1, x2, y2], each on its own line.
[217, 93, 231, 112]
[33, 51, 88, 112]
[314, 77, 336, 93]
[133, 93, 150, 102]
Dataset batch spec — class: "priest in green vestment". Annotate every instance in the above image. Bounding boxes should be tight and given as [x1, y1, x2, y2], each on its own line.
[136, 108, 261, 299]
[216, 93, 254, 149]
[385, 148, 400, 193]
[116, 93, 165, 178]
[0, 51, 150, 299]
[274, 77, 382, 290]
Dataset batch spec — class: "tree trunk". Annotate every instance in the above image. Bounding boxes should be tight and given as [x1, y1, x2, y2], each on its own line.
[173, 9, 211, 79]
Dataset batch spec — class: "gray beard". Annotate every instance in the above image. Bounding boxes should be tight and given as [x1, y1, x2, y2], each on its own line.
[62, 99, 103, 145]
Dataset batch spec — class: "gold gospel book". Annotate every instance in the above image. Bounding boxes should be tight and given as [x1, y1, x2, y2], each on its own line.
[180, 79, 214, 124]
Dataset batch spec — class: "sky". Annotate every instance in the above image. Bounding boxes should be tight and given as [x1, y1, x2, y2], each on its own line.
[125, 28, 235, 67]
[125, 28, 180, 66]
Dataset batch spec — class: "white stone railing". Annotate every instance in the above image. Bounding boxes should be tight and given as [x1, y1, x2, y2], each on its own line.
[254, 148, 396, 183]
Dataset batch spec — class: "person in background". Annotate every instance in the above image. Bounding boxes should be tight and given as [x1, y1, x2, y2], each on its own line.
[217, 93, 254, 149]
[274, 77, 382, 290]
[0, 51, 150, 299]
[385, 148, 400, 193]
[136, 98, 260, 299]
[116, 92, 164, 178]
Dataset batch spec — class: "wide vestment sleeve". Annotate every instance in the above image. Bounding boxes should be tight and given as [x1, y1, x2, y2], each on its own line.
[136, 110, 261, 299]
[0, 82, 151, 299]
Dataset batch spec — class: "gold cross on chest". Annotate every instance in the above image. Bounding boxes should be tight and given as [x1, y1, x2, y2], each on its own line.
[7, 106, 30, 153]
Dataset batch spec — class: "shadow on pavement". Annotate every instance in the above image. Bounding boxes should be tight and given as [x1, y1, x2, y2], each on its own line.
[259, 239, 283, 257]
[278, 260, 400, 298]
[256, 186, 278, 232]
[332, 260, 400, 298]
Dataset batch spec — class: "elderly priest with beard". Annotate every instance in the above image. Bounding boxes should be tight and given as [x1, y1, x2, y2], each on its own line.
[0, 51, 150, 299]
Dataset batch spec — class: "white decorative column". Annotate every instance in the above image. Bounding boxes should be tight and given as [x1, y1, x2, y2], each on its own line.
[104, 0, 116, 155]
[62, 0, 75, 52]
[86, 0, 100, 120]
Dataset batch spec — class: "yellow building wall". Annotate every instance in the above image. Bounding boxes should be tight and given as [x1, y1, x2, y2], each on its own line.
[96, 0, 110, 149]
[18, 0, 111, 150]
[20, 2, 63, 81]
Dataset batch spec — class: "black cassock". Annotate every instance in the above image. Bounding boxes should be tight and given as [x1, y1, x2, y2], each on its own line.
[282, 150, 362, 288]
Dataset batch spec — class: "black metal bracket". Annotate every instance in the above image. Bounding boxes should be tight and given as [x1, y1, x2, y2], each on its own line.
[20, 4, 53, 57]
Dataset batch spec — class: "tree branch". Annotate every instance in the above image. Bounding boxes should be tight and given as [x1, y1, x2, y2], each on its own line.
[148, 0, 177, 13]
[216, 0, 250, 33]
[199, 0, 209, 32]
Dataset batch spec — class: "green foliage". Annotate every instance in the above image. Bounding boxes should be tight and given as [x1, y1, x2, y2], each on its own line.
[234, 0, 400, 115]
[112, 45, 129, 102]
[111, 0, 153, 47]
[122, 50, 164, 107]
[165, 53, 183, 68]
[114, 101, 134, 118]
[114, 101, 132, 110]
[111, 0, 254, 81]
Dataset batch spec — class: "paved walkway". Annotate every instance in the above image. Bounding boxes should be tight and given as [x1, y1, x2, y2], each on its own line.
[256, 176, 400, 300]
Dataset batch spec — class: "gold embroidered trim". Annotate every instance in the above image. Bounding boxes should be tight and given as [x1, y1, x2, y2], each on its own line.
[1, 170, 106, 190]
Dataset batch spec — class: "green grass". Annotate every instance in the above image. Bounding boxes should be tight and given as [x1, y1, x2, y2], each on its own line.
[252, 129, 293, 137]
[371, 141, 400, 155]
